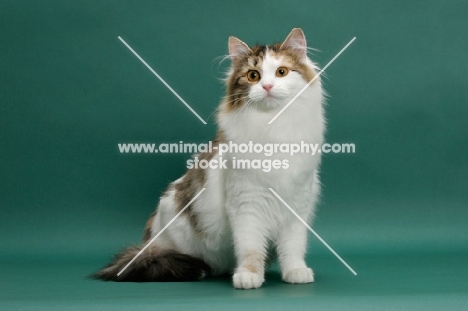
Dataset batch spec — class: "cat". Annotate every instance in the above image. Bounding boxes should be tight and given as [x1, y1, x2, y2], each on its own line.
[94, 28, 325, 289]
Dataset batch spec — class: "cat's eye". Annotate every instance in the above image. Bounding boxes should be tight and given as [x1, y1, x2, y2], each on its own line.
[276, 67, 289, 77]
[247, 70, 260, 82]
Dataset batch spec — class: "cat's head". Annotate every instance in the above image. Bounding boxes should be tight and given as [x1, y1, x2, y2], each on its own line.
[225, 28, 318, 111]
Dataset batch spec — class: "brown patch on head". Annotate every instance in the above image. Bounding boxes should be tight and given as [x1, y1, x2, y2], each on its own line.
[275, 47, 316, 82]
[224, 45, 267, 112]
[223, 30, 316, 113]
[258, 42, 315, 83]
[173, 131, 225, 235]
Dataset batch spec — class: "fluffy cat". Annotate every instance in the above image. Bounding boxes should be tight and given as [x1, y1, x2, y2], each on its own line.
[94, 28, 325, 289]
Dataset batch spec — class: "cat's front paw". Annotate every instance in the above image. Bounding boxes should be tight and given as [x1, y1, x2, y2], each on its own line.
[233, 271, 264, 289]
[283, 267, 314, 284]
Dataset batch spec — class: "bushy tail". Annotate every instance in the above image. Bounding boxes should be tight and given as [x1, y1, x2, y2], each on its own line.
[92, 246, 211, 282]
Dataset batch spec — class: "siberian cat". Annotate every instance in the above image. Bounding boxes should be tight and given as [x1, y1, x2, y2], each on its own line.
[94, 28, 325, 289]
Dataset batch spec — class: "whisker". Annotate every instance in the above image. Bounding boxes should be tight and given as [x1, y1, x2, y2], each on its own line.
[224, 91, 250, 98]
[233, 98, 252, 125]
[224, 95, 248, 106]
[206, 95, 249, 122]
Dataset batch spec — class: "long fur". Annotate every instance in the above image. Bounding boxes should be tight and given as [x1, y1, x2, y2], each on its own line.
[93, 246, 211, 282]
[94, 28, 325, 289]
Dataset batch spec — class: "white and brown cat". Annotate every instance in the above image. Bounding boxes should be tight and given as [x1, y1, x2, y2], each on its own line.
[94, 28, 325, 289]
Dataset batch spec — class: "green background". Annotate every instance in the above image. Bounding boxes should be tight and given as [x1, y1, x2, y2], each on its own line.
[1, 0, 467, 309]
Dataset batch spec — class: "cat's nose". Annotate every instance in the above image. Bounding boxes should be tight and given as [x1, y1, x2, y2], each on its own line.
[263, 84, 273, 92]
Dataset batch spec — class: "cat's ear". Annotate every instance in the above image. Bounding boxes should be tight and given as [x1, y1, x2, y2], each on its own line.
[228, 36, 252, 60]
[281, 28, 307, 60]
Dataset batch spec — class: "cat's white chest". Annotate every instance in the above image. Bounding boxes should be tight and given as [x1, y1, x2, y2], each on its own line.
[220, 86, 324, 185]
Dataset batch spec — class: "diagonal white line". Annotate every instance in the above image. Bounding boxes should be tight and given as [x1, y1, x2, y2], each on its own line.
[118, 36, 207, 125]
[117, 187, 207, 276]
[268, 37, 356, 124]
[268, 188, 357, 276]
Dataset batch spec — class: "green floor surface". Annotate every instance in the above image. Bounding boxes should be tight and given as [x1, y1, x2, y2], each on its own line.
[1, 252, 467, 310]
